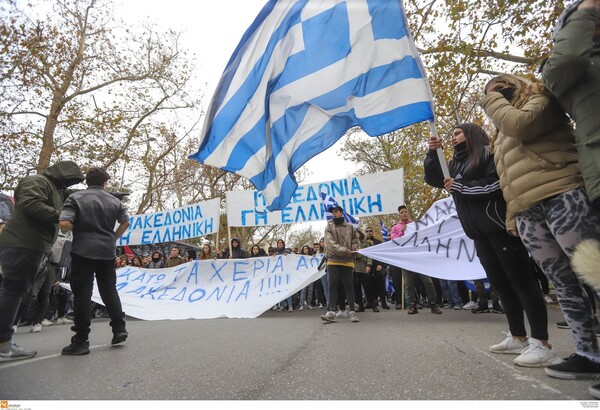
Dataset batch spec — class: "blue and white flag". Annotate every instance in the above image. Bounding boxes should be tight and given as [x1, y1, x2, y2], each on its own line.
[380, 220, 390, 242]
[320, 192, 358, 228]
[189, 0, 435, 211]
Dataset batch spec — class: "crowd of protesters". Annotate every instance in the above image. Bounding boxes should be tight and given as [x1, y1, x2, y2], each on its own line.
[2, 0, 600, 398]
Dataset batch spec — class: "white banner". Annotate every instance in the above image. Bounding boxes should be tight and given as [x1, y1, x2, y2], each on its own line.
[82, 254, 324, 320]
[358, 197, 487, 280]
[226, 169, 403, 227]
[117, 198, 220, 246]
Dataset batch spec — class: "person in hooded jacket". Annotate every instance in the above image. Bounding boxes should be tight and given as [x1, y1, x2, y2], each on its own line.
[223, 237, 248, 259]
[0, 160, 84, 362]
[425, 123, 555, 368]
[542, 0, 600, 212]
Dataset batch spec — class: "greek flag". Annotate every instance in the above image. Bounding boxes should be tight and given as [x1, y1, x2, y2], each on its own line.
[380, 220, 390, 242]
[320, 192, 359, 228]
[189, 0, 434, 211]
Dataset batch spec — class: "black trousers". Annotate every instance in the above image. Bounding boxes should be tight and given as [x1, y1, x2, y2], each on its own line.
[473, 232, 548, 340]
[0, 247, 47, 343]
[327, 264, 355, 312]
[70, 253, 126, 343]
[354, 271, 371, 309]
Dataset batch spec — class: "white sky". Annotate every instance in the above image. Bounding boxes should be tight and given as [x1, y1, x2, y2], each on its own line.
[116, 0, 358, 184]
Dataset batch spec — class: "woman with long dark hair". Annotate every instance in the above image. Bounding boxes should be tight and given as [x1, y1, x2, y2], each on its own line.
[425, 122, 554, 368]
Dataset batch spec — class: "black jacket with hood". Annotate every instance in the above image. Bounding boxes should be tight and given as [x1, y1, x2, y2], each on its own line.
[224, 237, 248, 259]
[0, 161, 84, 252]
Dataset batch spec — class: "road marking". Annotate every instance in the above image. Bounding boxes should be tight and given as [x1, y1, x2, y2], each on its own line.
[473, 347, 575, 399]
[0, 344, 108, 369]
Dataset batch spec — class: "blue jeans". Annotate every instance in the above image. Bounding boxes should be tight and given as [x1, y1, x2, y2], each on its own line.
[439, 279, 462, 307]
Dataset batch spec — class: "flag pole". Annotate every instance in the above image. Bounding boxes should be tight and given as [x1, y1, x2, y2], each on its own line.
[227, 225, 233, 258]
[428, 120, 450, 179]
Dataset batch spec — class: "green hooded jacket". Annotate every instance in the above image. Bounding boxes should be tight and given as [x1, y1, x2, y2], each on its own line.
[0, 161, 84, 252]
[542, 8, 600, 203]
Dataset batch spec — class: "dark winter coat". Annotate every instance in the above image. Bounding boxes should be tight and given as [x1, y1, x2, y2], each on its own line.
[0, 161, 84, 252]
[424, 143, 506, 239]
[542, 7, 600, 203]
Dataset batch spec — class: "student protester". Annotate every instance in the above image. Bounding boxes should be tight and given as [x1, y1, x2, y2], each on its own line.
[389, 205, 442, 315]
[0, 160, 84, 362]
[249, 244, 266, 258]
[426, 122, 555, 367]
[59, 167, 130, 355]
[165, 246, 185, 268]
[298, 245, 315, 310]
[147, 251, 165, 269]
[364, 227, 388, 310]
[199, 244, 214, 260]
[354, 231, 372, 312]
[223, 238, 248, 259]
[482, 73, 600, 377]
[320, 205, 360, 323]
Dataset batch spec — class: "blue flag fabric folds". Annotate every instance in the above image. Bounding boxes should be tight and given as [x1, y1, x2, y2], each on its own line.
[320, 192, 359, 229]
[189, 0, 434, 211]
[380, 220, 390, 242]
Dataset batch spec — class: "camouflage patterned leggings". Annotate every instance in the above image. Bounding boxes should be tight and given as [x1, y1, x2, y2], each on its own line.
[517, 188, 600, 358]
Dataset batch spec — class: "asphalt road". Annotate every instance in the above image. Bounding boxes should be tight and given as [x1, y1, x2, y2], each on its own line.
[0, 304, 597, 402]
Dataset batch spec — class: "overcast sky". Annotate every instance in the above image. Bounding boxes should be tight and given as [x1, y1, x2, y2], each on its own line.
[116, 0, 358, 184]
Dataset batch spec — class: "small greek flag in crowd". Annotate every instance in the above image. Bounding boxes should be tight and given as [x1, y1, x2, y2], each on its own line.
[189, 0, 435, 211]
[380, 220, 390, 242]
[320, 192, 358, 228]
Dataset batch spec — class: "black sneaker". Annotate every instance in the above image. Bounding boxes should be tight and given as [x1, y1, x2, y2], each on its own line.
[471, 304, 491, 314]
[61, 342, 90, 356]
[555, 321, 569, 329]
[111, 331, 128, 345]
[545, 354, 600, 380]
[491, 303, 505, 314]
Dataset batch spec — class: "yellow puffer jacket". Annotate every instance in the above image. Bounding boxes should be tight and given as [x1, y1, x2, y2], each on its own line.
[481, 91, 583, 232]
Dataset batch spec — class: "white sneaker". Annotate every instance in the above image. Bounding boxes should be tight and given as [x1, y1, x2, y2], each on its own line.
[56, 317, 73, 325]
[489, 332, 529, 354]
[41, 318, 54, 326]
[12, 325, 17, 334]
[30, 323, 42, 333]
[463, 301, 477, 310]
[299, 304, 304, 311]
[318, 303, 324, 310]
[320, 311, 337, 322]
[288, 306, 293, 312]
[349, 311, 360, 323]
[513, 338, 558, 367]
[308, 305, 314, 310]
[336, 310, 349, 318]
